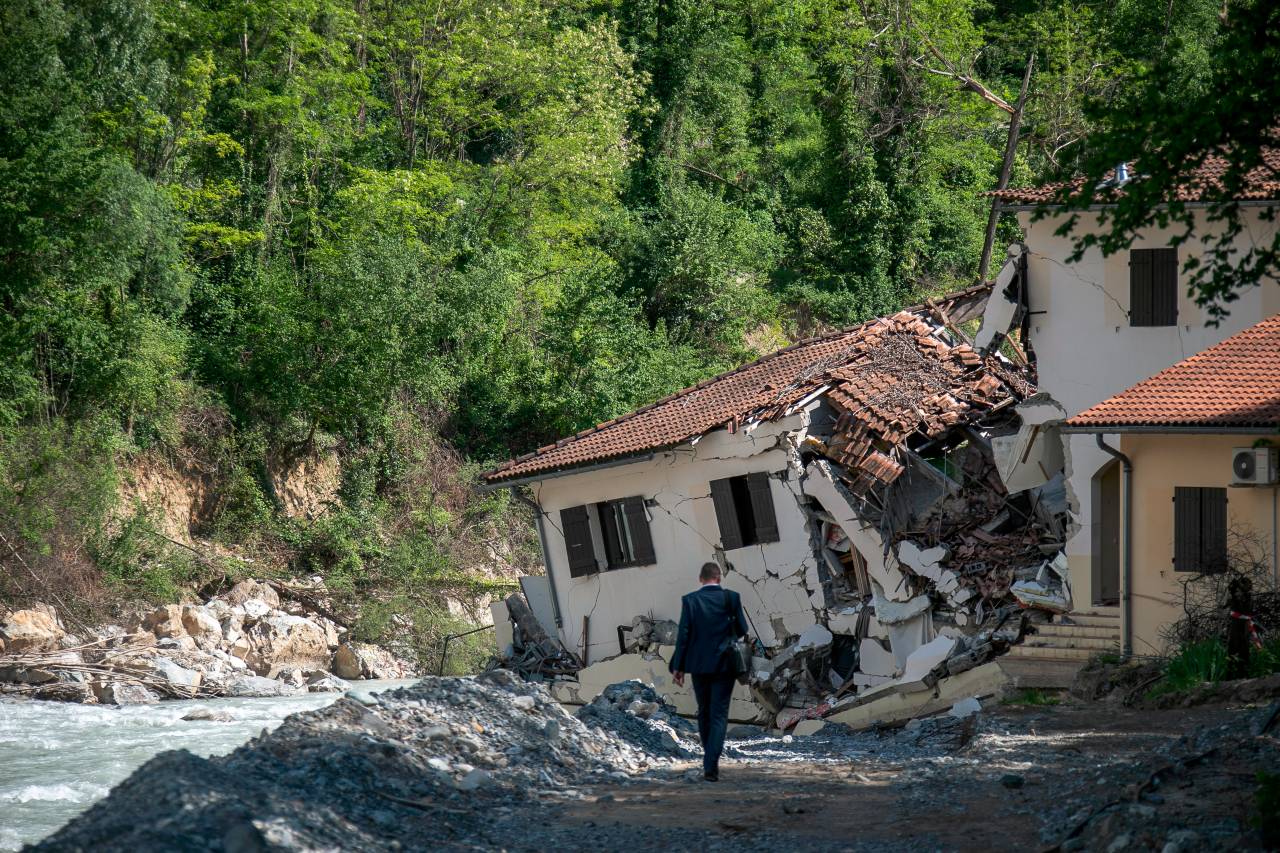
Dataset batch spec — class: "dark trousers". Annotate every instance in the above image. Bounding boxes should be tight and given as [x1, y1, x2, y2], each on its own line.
[691, 672, 736, 775]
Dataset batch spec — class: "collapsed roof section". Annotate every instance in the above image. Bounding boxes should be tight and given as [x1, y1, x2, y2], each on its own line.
[480, 283, 996, 487]
[495, 248, 1077, 727]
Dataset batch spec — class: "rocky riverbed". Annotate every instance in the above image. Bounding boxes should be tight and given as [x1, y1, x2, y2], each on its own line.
[0, 580, 414, 704]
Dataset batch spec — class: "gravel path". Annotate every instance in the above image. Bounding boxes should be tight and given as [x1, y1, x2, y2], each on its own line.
[29, 674, 1279, 852]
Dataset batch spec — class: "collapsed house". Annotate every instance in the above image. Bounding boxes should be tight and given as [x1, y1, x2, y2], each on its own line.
[482, 246, 1076, 728]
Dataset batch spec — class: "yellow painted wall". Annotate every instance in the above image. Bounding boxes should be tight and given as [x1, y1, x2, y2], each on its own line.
[1119, 433, 1280, 655]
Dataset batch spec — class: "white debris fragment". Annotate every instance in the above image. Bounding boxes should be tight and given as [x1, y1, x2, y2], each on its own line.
[899, 635, 958, 689]
[948, 697, 982, 719]
[794, 624, 833, 651]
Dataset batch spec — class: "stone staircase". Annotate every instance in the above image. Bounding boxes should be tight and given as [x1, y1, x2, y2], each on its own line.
[999, 607, 1120, 689]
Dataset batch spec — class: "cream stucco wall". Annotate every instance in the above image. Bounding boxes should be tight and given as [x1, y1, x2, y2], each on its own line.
[1118, 433, 1279, 655]
[529, 413, 824, 663]
[1019, 208, 1280, 607]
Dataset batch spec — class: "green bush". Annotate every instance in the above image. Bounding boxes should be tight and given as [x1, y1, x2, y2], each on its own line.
[1159, 639, 1229, 693]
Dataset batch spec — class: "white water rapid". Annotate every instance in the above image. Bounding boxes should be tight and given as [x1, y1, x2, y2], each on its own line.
[0, 679, 416, 850]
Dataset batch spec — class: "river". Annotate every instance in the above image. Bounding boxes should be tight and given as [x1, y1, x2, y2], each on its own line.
[0, 680, 417, 851]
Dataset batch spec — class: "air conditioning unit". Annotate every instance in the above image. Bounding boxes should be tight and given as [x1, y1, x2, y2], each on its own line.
[1231, 447, 1279, 485]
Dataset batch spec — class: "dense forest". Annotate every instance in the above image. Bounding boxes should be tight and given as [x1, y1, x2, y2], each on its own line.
[0, 0, 1247, 658]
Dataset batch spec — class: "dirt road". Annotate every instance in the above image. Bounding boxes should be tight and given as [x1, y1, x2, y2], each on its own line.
[545, 704, 1276, 852]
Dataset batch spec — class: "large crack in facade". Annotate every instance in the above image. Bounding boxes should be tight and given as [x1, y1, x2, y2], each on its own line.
[492, 250, 1077, 729]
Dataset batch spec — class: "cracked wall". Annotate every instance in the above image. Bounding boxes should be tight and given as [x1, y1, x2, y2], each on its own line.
[531, 411, 827, 661]
[1018, 208, 1280, 607]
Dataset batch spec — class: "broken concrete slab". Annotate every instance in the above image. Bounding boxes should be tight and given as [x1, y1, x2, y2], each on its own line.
[826, 662, 1010, 730]
[792, 719, 826, 736]
[898, 635, 958, 691]
[858, 638, 898, 678]
[974, 244, 1024, 353]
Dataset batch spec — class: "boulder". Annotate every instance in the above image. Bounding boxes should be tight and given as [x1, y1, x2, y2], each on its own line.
[224, 674, 302, 698]
[181, 605, 223, 648]
[156, 635, 198, 652]
[149, 656, 203, 695]
[1, 605, 65, 653]
[141, 605, 187, 640]
[0, 651, 82, 684]
[241, 599, 273, 620]
[305, 671, 349, 693]
[92, 680, 160, 705]
[241, 615, 330, 677]
[28, 681, 95, 703]
[221, 580, 280, 610]
[332, 642, 409, 680]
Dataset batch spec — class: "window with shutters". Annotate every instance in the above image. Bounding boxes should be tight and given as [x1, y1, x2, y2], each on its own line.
[596, 497, 656, 569]
[559, 497, 656, 577]
[1173, 486, 1228, 573]
[709, 472, 781, 550]
[1130, 248, 1178, 326]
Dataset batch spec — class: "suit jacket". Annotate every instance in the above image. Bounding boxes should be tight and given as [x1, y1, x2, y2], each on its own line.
[669, 585, 749, 675]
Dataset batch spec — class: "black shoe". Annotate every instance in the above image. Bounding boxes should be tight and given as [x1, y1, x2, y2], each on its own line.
[703, 771, 719, 782]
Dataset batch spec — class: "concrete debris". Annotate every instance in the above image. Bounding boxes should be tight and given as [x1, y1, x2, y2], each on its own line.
[574, 680, 698, 757]
[493, 255, 1070, 729]
[34, 672, 697, 851]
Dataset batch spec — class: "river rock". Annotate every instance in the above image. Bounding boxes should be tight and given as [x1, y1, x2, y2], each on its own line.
[181, 605, 222, 649]
[1, 605, 65, 653]
[333, 642, 408, 680]
[240, 615, 329, 677]
[141, 605, 187, 640]
[306, 672, 348, 693]
[221, 580, 280, 610]
[225, 674, 302, 698]
[92, 680, 160, 705]
[182, 708, 234, 722]
[147, 657, 203, 695]
[28, 680, 95, 703]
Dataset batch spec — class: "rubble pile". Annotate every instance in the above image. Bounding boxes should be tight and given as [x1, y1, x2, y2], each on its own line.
[494, 252, 1077, 728]
[34, 673, 686, 851]
[0, 579, 413, 704]
[575, 679, 697, 757]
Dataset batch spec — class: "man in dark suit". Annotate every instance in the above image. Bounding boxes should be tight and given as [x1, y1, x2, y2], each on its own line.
[670, 561, 749, 781]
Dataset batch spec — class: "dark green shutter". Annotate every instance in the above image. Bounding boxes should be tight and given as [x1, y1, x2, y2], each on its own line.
[1201, 487, 1228, 573]
[1173, 487, 1201, 572]
[710, 478, 744, 550]
[597, 503, 623, 569]
[623, 497, 656, 565]
[1131, 249, 1177, 326]
[1174, 487, 1228, 573]
[1152, 249, 1178, 325]
[560, 505, 598, 577]
[1130, 249, 1154, 326]
[746, 472, 779, 543]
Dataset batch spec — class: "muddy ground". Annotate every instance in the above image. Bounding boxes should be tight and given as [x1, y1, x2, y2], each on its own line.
[544, 704, 1277, 852]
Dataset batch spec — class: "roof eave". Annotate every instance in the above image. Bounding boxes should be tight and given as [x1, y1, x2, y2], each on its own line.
[1061, 423, 1280, 435]
[478, 450, 660, 492]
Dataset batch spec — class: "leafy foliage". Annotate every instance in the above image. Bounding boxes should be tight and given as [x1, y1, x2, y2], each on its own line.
[0, 0, 1241, 630]
[1054, 0, 1279, 320]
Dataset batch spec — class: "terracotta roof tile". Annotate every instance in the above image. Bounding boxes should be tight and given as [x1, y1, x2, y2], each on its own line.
[1066, 314, 1280, 429]
[482, 285, 1032, 484]
[989, 148, 1280, 206]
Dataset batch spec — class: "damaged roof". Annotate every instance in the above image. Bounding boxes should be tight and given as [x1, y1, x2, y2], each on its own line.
[990, 148, 1280, 206]
[482, 284, 1028, 485]
[1067, 313, 1280, 430]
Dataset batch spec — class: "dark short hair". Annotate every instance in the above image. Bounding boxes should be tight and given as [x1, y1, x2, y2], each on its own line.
[699, 562, 722, 582]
